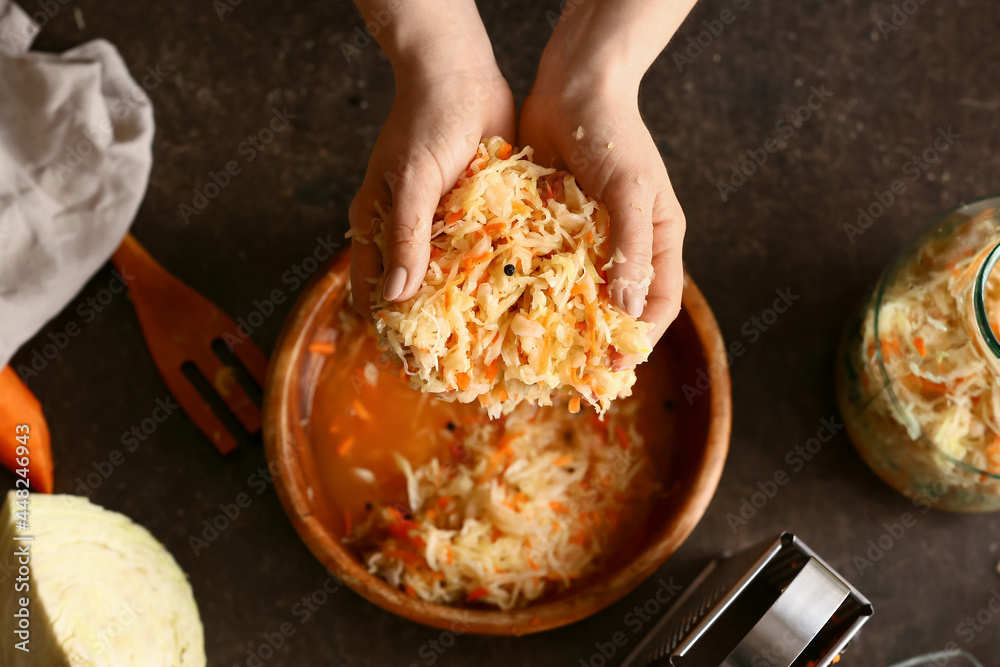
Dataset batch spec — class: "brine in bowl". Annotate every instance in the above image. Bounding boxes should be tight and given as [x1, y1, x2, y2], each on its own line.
[263, 249, 730, 634]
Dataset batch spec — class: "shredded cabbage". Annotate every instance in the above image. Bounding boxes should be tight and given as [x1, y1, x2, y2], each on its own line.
[370, 137, 652, 418]
[861, 211, 1000, 475]
[349, 401, 657, 610]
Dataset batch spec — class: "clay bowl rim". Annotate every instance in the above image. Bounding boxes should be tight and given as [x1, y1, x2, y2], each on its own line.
[263, 249, 732, 636]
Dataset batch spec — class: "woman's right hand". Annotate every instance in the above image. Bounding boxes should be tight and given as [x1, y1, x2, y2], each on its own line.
[348, 1, 515, 315]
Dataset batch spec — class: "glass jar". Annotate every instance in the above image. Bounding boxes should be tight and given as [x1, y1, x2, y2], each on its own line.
[835, 196, 1000, 512]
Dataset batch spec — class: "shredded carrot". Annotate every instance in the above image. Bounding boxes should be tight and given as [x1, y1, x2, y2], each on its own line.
[913, 337, 926, 356]
[569, 531, 588, 546]
[352, 399, 372, 421]
[484, 221, 506, 234]
[486, 360, 499, 383]
[549, 500, 570, 514]
[467, 587, 491, 602]
[553, 454, 573, 466]
[309, 341, 335, 355]
[497, 142, 513, 159]
[404, 584, 418, 597]
[568, 397, 581, 414]
[456, 372, 471, 391]
[462, 253, 492, 271]
[447, 210, 464, 223]
[527, 556, 541, 571]
[445, 545, 454, 564]
[437, 496, 452, 509]
[337, 436, 355, 457]
[903, 373, 947, 395]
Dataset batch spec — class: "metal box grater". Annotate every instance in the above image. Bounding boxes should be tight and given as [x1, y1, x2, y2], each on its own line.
[621, 533, 873, 667]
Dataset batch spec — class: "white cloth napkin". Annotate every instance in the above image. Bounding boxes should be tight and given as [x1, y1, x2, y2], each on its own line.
[0, 0, 154, 370]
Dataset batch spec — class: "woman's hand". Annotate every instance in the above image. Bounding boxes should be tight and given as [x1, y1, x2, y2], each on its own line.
[348, 0, 515, 313]
[519, 76, 685, 350]
[519, 0, 696, 352]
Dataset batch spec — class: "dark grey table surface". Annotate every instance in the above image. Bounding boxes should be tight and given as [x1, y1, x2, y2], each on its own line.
[7, 0, 1000, 665]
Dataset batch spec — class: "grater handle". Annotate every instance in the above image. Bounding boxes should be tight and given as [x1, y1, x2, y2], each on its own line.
[721, 558, 850, 667]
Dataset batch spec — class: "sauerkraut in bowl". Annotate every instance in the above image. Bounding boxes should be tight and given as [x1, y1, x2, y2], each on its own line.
[312, 307, 660, 610]
[836, 197, 1000, 511]
[356, 136, 652, 419]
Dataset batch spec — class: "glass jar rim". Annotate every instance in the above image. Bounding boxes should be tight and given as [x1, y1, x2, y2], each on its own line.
[872, 193, 1000, 481]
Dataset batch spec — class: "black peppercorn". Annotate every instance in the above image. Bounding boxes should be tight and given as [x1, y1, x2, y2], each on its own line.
[446, 421, 456, 431]
[504, 264, 515, 276]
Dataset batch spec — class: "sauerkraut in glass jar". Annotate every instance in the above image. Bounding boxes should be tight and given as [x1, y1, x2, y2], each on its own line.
[835, 197, 1000, 512]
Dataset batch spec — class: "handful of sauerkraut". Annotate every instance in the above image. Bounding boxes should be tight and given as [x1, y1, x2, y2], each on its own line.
[369, 136, 652, 418]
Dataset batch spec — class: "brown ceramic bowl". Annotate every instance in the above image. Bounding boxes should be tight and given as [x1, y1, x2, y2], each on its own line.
[263, 249, 731, 635]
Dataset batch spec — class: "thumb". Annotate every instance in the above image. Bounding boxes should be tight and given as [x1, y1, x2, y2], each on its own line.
[381, 153, 443, 302]
[604, 172, 655, 319]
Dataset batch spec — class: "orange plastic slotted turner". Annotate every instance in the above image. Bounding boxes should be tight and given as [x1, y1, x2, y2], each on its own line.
[112, 233, 268, 454]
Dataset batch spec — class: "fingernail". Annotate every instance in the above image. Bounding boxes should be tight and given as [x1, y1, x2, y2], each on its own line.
[623, 285, 646, 318]
[382, 266, 407, 301]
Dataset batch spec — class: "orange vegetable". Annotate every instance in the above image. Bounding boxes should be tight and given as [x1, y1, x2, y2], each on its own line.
[352, 398, 372, 421]
[446, 210, 464, 223]
[462, 253, 492, 271]
[484, 222, 506, 234]
[913, 337, 927, 356]
[309, 341, 335, 355]
[903, 373, 947, 395]
[0, 366, 53, 494]
[337, 436, 355, 457]
[497, 142, 513, 160]
[568, 397, 581, 414]
[455, 372, 471, 391]
[467, 587, 491, 602]
[553, 454, 573, 466]
[486, 361, 499, 383]
[549, 500, 570, 514]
